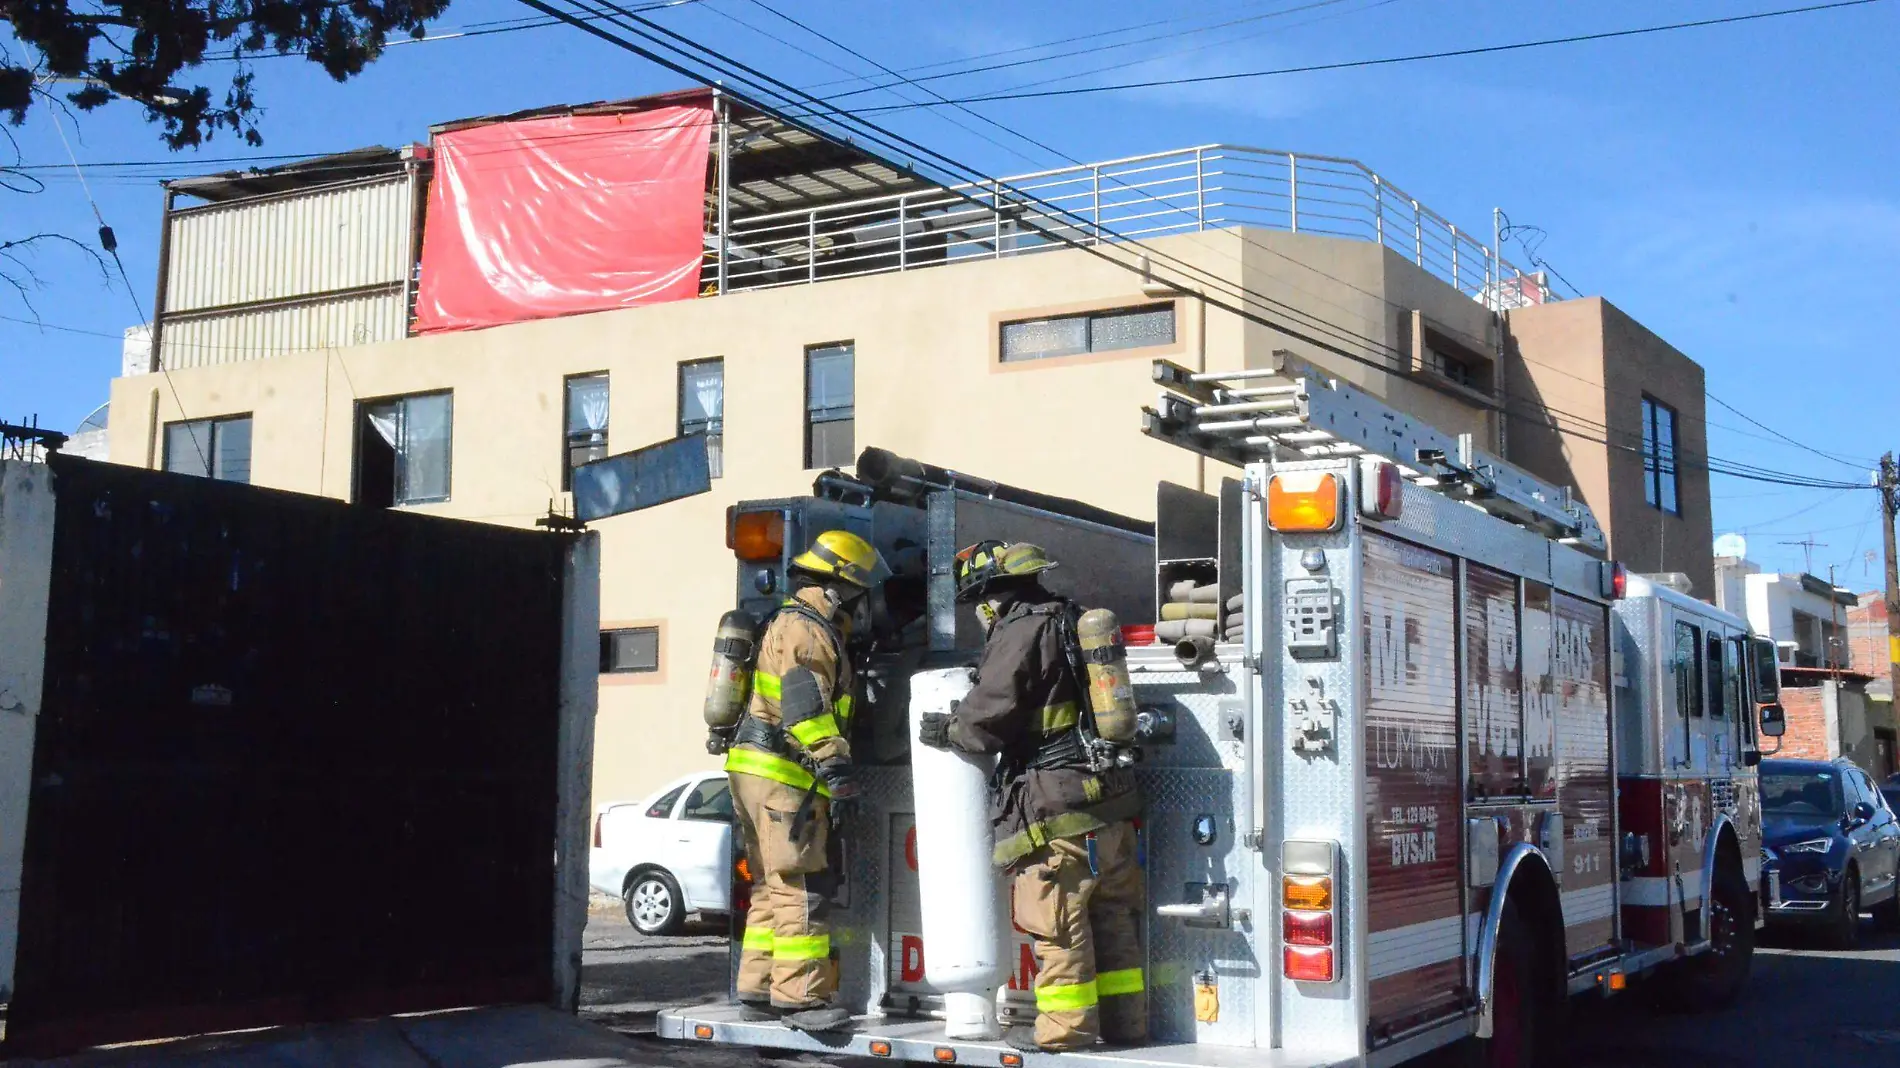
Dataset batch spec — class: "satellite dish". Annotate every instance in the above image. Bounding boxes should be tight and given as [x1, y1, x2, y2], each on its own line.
[1713, 533, 1748, 559]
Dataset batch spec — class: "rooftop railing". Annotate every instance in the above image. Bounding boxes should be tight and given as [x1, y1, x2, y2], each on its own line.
[704, 145, 1556, 311]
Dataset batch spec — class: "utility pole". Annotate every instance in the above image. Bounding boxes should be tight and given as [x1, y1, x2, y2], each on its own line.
[1881, 452, 1899, 700]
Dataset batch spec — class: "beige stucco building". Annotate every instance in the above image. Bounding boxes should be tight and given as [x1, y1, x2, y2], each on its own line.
[103, 99, 1714, 807]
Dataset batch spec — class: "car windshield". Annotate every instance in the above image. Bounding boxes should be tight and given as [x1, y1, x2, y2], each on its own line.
[1761, 770, 1843, 818]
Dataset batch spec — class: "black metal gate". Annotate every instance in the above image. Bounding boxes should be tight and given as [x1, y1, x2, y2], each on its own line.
[7, 457, 573, 1053]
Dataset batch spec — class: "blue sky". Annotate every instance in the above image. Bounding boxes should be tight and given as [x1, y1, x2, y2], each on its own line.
[3, 0, 1895, 583]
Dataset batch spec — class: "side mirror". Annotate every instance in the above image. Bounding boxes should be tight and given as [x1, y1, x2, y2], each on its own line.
[1743, 750, 1761, 767]
[1855, 801, 1877, 824]
[1759, 703, 1786, 738]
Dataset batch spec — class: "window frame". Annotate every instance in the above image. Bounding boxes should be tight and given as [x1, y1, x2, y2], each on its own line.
[646, 784, 688, 820]
[804, 341, 856, 470]
[1641, 395, 1681, 515]
[677, 357, 725, 479]
[162, 413, 254, 484]
[997, 301, 1178, 365]
[353, 390, 454, 508]
[678, 777, 733, 823]
[599, 625, 662, 676]
[561, 372, 610, 492]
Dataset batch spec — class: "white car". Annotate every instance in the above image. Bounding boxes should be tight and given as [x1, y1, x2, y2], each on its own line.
[589, 771, 733, 935]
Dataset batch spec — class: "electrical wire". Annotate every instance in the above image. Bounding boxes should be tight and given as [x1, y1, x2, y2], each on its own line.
[512, 0, 1874, 494]
[844, 0, 1894, 113]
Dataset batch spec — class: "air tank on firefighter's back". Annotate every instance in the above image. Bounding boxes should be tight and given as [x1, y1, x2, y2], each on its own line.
[1077, 608, 1138, 744]
[703, 610, 759, 736]
[908, 667, 1004, 1040]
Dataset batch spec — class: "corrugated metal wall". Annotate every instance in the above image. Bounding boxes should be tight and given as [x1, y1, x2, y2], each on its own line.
[159, 175, 413, 369]
[160, 291, 408, 368]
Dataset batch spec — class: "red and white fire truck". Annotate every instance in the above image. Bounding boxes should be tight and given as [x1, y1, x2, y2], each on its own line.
[660, 352, 1780, 1067]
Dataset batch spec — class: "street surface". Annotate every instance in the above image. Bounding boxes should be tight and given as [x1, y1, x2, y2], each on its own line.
[580, 905, 1900, 1067]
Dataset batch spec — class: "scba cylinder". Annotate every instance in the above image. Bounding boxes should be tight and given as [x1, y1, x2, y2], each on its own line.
[1077, 608, 1138, 744]
[702, 610, 758, 730]
[908, 667, 1003, 1039]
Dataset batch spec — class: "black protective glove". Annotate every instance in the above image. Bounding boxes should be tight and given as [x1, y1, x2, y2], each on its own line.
[816, 758, 859, 801]
[917, 712, 953, 750]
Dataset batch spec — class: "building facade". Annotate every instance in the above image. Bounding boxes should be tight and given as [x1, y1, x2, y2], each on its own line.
[104, 93, 1717, 807]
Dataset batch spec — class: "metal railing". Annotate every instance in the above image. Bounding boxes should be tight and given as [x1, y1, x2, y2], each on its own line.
[703, 146, 1556, 311]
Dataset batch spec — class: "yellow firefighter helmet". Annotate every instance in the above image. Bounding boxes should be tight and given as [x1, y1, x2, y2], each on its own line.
[790, 529, 882, 589]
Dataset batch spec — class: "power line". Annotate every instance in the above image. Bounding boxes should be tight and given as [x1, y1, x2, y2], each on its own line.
[842, 0, 1893, 113]
[511, 0, 1873, 494]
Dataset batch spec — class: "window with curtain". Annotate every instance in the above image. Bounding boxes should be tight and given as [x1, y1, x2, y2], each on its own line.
[563, 373, 609, 490]
[355, 392, 453, 508]
[805, 342, 854, 470]
[1642, 395, 1679, 514]
[163, 415, 252, 484]
[678, 359, 724, 479]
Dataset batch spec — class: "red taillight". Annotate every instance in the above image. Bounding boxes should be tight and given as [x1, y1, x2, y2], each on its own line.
[1358, 458, 1404, 521]
[1603, 560, 1627, 600]
[1284, 946, 1335, 982]
[1283, 909, 1333, 946]
[592, 812, 603, 849]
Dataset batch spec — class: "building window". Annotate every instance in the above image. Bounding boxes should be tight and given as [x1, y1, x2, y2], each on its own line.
[600, 626, 660, 674]
[355, 392, 452, 508]
[805, 342, 855, 470]
[1642, 395, 1679, 514]
[563, 374, 609, 490]
[1425, 345, 1484, 390]
[679, 358, 724, 479]
[1000, 303, 1175, 363]
[163, 415, 252, 484]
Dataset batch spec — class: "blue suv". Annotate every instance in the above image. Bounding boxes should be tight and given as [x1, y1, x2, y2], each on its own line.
[1760, 758, 1900, 947]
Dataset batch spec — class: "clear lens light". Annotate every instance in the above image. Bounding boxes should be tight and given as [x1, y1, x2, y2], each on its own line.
[1782, 838, 1832, 854]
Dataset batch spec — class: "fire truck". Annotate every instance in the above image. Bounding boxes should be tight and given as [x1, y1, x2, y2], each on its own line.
[659, 352, 1782, 1067]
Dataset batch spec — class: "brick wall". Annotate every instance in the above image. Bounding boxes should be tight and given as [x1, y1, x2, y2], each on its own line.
[1848, 596, 1887, 676]
[1778, 685, 1835, 762]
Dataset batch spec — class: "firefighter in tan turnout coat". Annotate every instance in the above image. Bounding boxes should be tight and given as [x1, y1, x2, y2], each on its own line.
[917, 541, 1147, 1053]
[725, 530, 882, 1033]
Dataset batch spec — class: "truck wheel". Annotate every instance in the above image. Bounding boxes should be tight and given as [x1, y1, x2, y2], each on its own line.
[1829, 873, 1861, 950]
[626, 869, 686, 935]
[1475, 901, 1544, 1068]
[1664, 861, 1754, 1009]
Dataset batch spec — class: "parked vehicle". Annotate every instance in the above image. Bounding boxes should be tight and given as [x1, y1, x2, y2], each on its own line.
[1760, 758, 1900, 946]
[590, 772, 733, 935]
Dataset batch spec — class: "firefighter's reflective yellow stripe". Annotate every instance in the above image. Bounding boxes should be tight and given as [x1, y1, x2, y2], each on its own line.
[1097, 968, 1145, 997]
[787, 713, 842, 747]
[772, 933, 831, 960]
[723, 747, 831, 798]
[742, 927, 776, 952]
[993, 810, 1105, 867]
[752, 672, 853, 722]
[1035, 979, 1099, 1013]
[1040, 700, 1079, 734]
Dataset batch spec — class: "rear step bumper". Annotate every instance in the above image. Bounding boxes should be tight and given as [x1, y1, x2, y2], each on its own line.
[657, 1004, 1351, 1068]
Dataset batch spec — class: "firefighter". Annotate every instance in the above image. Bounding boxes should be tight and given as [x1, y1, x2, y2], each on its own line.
[916, 541, 1147, 1052]
[725, 529, 882, 1033]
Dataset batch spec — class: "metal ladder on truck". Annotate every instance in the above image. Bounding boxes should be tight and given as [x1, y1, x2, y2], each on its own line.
[1140, 348, 1607, 552]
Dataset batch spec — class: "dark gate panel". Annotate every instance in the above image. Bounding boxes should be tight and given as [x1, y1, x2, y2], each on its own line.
[8, 457, 571, 1052]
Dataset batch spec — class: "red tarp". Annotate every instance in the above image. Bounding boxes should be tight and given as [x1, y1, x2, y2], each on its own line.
[414, 104, 713, 333]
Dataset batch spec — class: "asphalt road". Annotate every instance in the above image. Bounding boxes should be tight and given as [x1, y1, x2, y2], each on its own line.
[583, 905, 1900, 1067]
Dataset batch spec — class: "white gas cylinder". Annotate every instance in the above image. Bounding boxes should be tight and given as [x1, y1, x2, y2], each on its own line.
[908, 667, 1004, 1040]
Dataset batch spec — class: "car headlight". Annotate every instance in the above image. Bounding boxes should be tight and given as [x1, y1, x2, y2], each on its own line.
[1781, 838, 1833, 854]
[1761, 845, 1779, 863]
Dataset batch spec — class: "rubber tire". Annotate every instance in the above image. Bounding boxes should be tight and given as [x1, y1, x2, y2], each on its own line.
[1474, 901, 1545, 1068]
[625, 869, 686, 936]
[1665, 860, 1755, 1009]
[1829, 871, 1861, 950]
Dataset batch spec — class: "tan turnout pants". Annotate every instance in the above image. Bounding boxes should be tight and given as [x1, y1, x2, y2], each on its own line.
[731, 771, 837, 1010]
[1012, 819, 1148, 1049]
